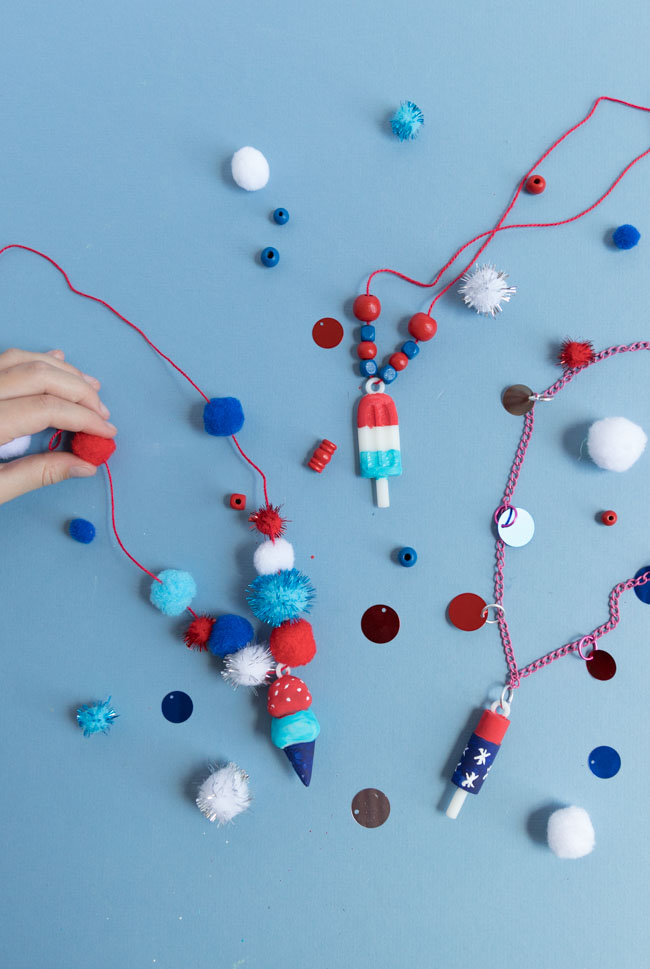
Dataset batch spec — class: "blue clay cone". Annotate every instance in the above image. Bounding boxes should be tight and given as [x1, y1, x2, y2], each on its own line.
[284, 741, 315, 786]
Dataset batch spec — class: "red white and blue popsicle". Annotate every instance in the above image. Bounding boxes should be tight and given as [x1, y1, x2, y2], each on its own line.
[357, 379, 402, 507]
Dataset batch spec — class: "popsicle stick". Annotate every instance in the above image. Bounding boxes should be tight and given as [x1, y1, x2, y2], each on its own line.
[376, 477, 389, 508]
[446, 788, 468, 819]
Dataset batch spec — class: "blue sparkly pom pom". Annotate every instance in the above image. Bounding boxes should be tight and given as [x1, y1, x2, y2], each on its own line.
[208, 614, 255, 657]
[150, 569, 197, 616]
[76, 697, 118, 737]
[247, 569, 315, 627]
[203, 397, 245, 436]
[69, 518, 96, 543]
[612, 224, 640, 250]
[390, 101, 424, 141]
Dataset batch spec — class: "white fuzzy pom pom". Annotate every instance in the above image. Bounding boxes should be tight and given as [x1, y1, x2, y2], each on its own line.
[458, 263, 516, 317]
[253, 537, 295, 575]
[587, 417, 647, 472]
[222, 643, 274, 688]
[0, 435, 31, 459]
[196, 763, 251, 824]
[231, 146, 270, 191]
[547, 805, 595, 859]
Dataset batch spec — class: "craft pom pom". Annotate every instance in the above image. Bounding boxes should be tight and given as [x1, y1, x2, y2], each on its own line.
[249, 504, 287, 540]
[69, 518, 96, 543]
[221, 643, 274, 688]
[390, 101, 424, 141]
[203, 397, 245, 436]
[196, 763, 251, 824]
[231, 146, 270, 191]
[71, 432, 116, 466]
[184, 614, 215, 651]
[587, 417, 647, 472]
[612, 224, 640, 250]
[208, 613, 255, 657]
[269, 618, 317, 666]
[150, 569, 197, 616]
[0, 434, 31, 459]
[253, 537, 295, 575]
[76, 697, 118, 737]
[547, 806, 595, 859]
[458, 264, 516, 317]
[247, 569, 315, 627]
[558, 339, 595, 370]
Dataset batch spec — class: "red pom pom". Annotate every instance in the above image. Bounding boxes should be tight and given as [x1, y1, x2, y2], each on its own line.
[249, 504, 288, 540]
[184, 614, 215, 651]
[269, 619, 317, 667]
[558, 340, 595, 370]
[71, 432, 116, 466]
[267, 674, 312, 717]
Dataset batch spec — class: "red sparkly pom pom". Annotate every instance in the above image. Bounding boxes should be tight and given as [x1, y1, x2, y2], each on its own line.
[249, 504, 287, 540]
[270, 619, 317, 667]
[71, 432, 116, 466]
[184, 614, 215, 651]
[558, 340, 595, 370]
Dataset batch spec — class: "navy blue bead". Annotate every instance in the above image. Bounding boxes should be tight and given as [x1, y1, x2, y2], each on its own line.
[273, 208, 290, 225]
[261, 247, 279, 267]
[401, 340, 420, 359]
[379, 365, 397, 384]
[360, 359, 378, 378]
[69, 518, 96, 544]
[398, 546, 417, 567]
[360, 324, 375, 342]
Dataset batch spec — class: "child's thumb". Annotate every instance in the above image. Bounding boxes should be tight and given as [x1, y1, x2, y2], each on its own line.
[0, 452, 97, 505]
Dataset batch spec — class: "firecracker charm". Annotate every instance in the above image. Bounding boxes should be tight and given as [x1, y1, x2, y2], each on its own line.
[446, 703, 511, 818]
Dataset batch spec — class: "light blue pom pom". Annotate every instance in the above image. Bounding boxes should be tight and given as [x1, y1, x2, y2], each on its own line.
[150, 569, 197, 616]
[247, 568, 315, 627]
[390, 101, 424, 141]
[76, 697, 118, 737]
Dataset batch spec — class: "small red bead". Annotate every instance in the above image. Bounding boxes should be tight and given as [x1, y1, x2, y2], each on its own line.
[353, 294, 381, 322]
[308, 439, 337, 472]
[389, 352, 409, 371]
[407, 313, 437, 342]
[525, 174, 546, 194]
[601, 510, 617, 526]
[357, 341, 377, 360]
[229, 493, 246, 510]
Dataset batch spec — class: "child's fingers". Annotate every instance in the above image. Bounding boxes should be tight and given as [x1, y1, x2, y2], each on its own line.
[0, 451, 97, 505]
[0, 395, 117, 443]
[0, 360, 110, 419]
[0, 348, 101, 390]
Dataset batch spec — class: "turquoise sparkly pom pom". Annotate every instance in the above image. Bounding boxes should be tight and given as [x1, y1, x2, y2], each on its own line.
[76, 697, 118, 737]
[150, 569, 197, 616]
[247, 569, 315, 627]
[390, 101, 424, 141]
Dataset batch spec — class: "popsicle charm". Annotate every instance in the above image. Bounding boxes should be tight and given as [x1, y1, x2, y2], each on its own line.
[445, 700, 511, 818]
[357, 378, 402, 508]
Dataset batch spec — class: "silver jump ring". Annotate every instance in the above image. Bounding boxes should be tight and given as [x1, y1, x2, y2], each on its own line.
[481, 603, 505, 624]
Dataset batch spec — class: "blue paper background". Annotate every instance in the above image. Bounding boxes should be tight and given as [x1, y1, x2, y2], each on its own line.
[1, 2, 650, 967]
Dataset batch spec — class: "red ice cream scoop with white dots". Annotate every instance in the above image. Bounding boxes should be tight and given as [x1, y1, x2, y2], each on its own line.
[267, 675, 312, 717]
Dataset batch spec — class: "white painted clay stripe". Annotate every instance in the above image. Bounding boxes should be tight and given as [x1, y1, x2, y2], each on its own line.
[357, 424, 400, 452]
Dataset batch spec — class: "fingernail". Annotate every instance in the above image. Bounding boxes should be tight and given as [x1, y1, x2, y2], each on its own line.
[82, 373, 101, 388]
[70, 464, 96, 477]
[47, 349, 65, 359]
[99, 402, 110, 418]
[105, 422, 117, 434]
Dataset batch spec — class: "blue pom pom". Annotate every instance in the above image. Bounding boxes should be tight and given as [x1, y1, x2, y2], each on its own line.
[247, 569, 315, 627]
[203, 397, 245, 436]
[208, 614, 255, 657]
[76, 697, 118, 737]
[612, 224, 640, 250]
[390, 101, 424, 141]
[69, 518, 96, 543]
[150, 569, 197, 616]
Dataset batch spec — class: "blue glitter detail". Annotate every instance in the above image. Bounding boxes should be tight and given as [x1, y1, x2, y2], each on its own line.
[76, 697, 118, 737]
[390, 101, 424, 141]
[247, 568, 315, 627]
[359, 449, 402, 478]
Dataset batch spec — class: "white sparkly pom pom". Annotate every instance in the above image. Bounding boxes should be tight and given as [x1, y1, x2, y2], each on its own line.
[221, 643, 274, 688]
[0, 435, 31, 460]
[458, 263, 516, 317]
[547, 806, 595, 859]
[196, 763, 251, 824]
[587, 417, 647, 472]
[231, 146, 270, 191]
[253, 537, 295, 575]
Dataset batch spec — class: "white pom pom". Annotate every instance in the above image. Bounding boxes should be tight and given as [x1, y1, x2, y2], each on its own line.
[231, 147, 270, 191]
[222, 643, 274, 688]
[458, 263, 516, 317]
[0, 435, 31, 459]
[587, 417, 647, 472]
[196, 763, 251, 824]
[547, 805, 595, 859]
[253, 537, 295, 575]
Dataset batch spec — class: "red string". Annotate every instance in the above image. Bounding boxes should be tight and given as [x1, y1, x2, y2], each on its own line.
[232, 434, 269, 507]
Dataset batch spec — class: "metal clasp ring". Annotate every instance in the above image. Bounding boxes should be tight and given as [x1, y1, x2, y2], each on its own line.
[528, 393, 553, 401]
[577, 636, 597, 662]
[494, 504, 518, 526]
[481, 603, 506, 624]
[490, 686, 514, 717]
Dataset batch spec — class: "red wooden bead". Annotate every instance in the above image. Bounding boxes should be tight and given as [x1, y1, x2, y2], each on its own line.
[525, 174, 546, 194]
[353, 294, 381, 322]
[357, 341, 377, 359]
[601, 510, 617, 526]
[229, 493, 246, 510]
[407, 313, 437, 342]
[389, 352, 409, 371]
[308, 439, 337, 472]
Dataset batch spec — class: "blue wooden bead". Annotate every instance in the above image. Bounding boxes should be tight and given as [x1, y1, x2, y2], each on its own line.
[401, 340, 420, 359]
[261, 247, 279, 267]
[360, 359, 378, 377]
[360, 324, 375, 341]
[379, 365, 397, 384]
[273, 208, 290, 225]
[398, 546, 417, 567]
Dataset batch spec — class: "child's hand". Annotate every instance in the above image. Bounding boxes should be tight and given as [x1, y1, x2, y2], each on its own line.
[0, 348, 117, 505]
